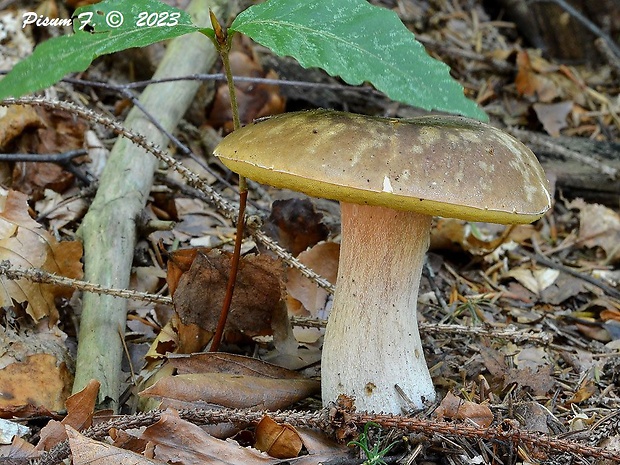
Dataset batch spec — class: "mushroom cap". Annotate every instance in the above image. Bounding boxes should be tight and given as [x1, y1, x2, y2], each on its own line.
[214, 110, 551, 224]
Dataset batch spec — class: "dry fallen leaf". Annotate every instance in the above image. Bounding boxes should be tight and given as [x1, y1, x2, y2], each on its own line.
[0, 188, 83, 323]
[254, 416, 303, 459]
[505, 267, 559, 295]
[172, 249, 284, 346]
[435, 391, 494, 428]
[36, 379, 100, 451]
[568, 198, 620, 264]
[141, 409, 277, 465]
[140, 372, 319, 410]
[532, 101, 573, 137]
[66, 426, 164, 465]
[264, 198, 329, 256]
[0, 323, 73, 414]
[286, 241, 338, 343]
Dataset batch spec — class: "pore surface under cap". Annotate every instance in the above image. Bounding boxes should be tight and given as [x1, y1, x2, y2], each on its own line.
[214, 110, 551, 224]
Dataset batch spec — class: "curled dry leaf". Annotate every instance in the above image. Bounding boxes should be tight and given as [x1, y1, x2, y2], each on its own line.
[286, 241, 339, 343]
[254, 416, 303, 459]
[0, 188, 83, 323]
[435, 391, 494, 428]
[505, 267, 560, 295]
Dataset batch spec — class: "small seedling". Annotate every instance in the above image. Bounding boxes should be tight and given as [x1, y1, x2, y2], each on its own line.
[347, 422, 399, 465]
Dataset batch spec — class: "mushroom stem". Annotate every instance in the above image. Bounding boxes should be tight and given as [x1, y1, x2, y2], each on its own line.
[322, 202, 435, 413]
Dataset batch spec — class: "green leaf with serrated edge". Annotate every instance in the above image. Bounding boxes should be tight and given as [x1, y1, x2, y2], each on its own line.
[231, 0, 487, 121]
[0, 0, 202, 100]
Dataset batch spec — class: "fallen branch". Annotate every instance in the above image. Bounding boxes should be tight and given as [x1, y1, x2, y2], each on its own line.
[28, 404, 620, 465]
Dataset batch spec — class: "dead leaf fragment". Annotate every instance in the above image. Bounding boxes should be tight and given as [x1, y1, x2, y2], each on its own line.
[505, 267, 559, 295]
[36, 379, 100, 451]
[435, 392, 493, 428]
[141, 409, 277, 464]
[0, 188, 83, 323]
[568, 199, 620, 264]
[533, 101, 573, 137]
[140, 372, 319, 410]
[66, 426, 163, 465]
[255, 416, 302, 459]
[264, 198, 329, 256]
[172, 249, 284, 342]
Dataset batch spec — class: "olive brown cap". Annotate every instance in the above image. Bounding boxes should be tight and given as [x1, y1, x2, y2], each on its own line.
[214, 109, 551, 223]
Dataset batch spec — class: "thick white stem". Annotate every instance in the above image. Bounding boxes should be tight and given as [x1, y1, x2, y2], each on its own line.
[321, 203, 435, 413]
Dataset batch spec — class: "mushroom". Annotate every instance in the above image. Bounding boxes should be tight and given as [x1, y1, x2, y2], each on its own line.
[213, 110, 551, 413]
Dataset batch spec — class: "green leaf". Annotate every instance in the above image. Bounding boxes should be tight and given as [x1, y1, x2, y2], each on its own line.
[231, 0, 487, 121]
[0, 0, 201, 100]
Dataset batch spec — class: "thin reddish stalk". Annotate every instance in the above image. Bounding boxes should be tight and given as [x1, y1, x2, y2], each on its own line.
[208, 10, 246, 352]
[209, 190, 247, 352]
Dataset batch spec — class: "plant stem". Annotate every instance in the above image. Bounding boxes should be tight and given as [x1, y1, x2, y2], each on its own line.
[208, 11, 247, 351]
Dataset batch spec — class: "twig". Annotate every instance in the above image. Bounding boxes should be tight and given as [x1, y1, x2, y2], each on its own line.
[64, 73, 383, 95]
[422, 258, 451, 314]
[0, 260, 171, 305]
[0, 149, 87, 163]
[291, 315, 553, 344]
[28, 405, 620, 465]
[595, 37, 620, 76]
[521, 248, 620, 300]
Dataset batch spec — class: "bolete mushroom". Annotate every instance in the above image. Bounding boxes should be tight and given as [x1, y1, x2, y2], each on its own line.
[213, 110, 551, 413]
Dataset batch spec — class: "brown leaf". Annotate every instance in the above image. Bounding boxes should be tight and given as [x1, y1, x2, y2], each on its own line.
[515, 50, 560, 102]
[9, 107, 87, 196]
[0, 106, 43, 149]
[168, 352, 312, 380]
[254, 416, 302, 459]
[172, 249, 284, 342]
[0, 353, 72, 413]
[568, 199, 620, 264]
[435, 391, 494, 428]
[264, 198, 329, 256]
[0, 189, 83, 323]
[66, 426, 164, 465]
[140, 372, 319, 410]
[504, 366, 555, 396]
[141, 409, 277, 465]
[565, 380, 597, 405]
[287, 242, 338, 317]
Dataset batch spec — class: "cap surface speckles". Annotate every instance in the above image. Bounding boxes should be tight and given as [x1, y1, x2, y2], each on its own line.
[214, 110, 551, 224]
